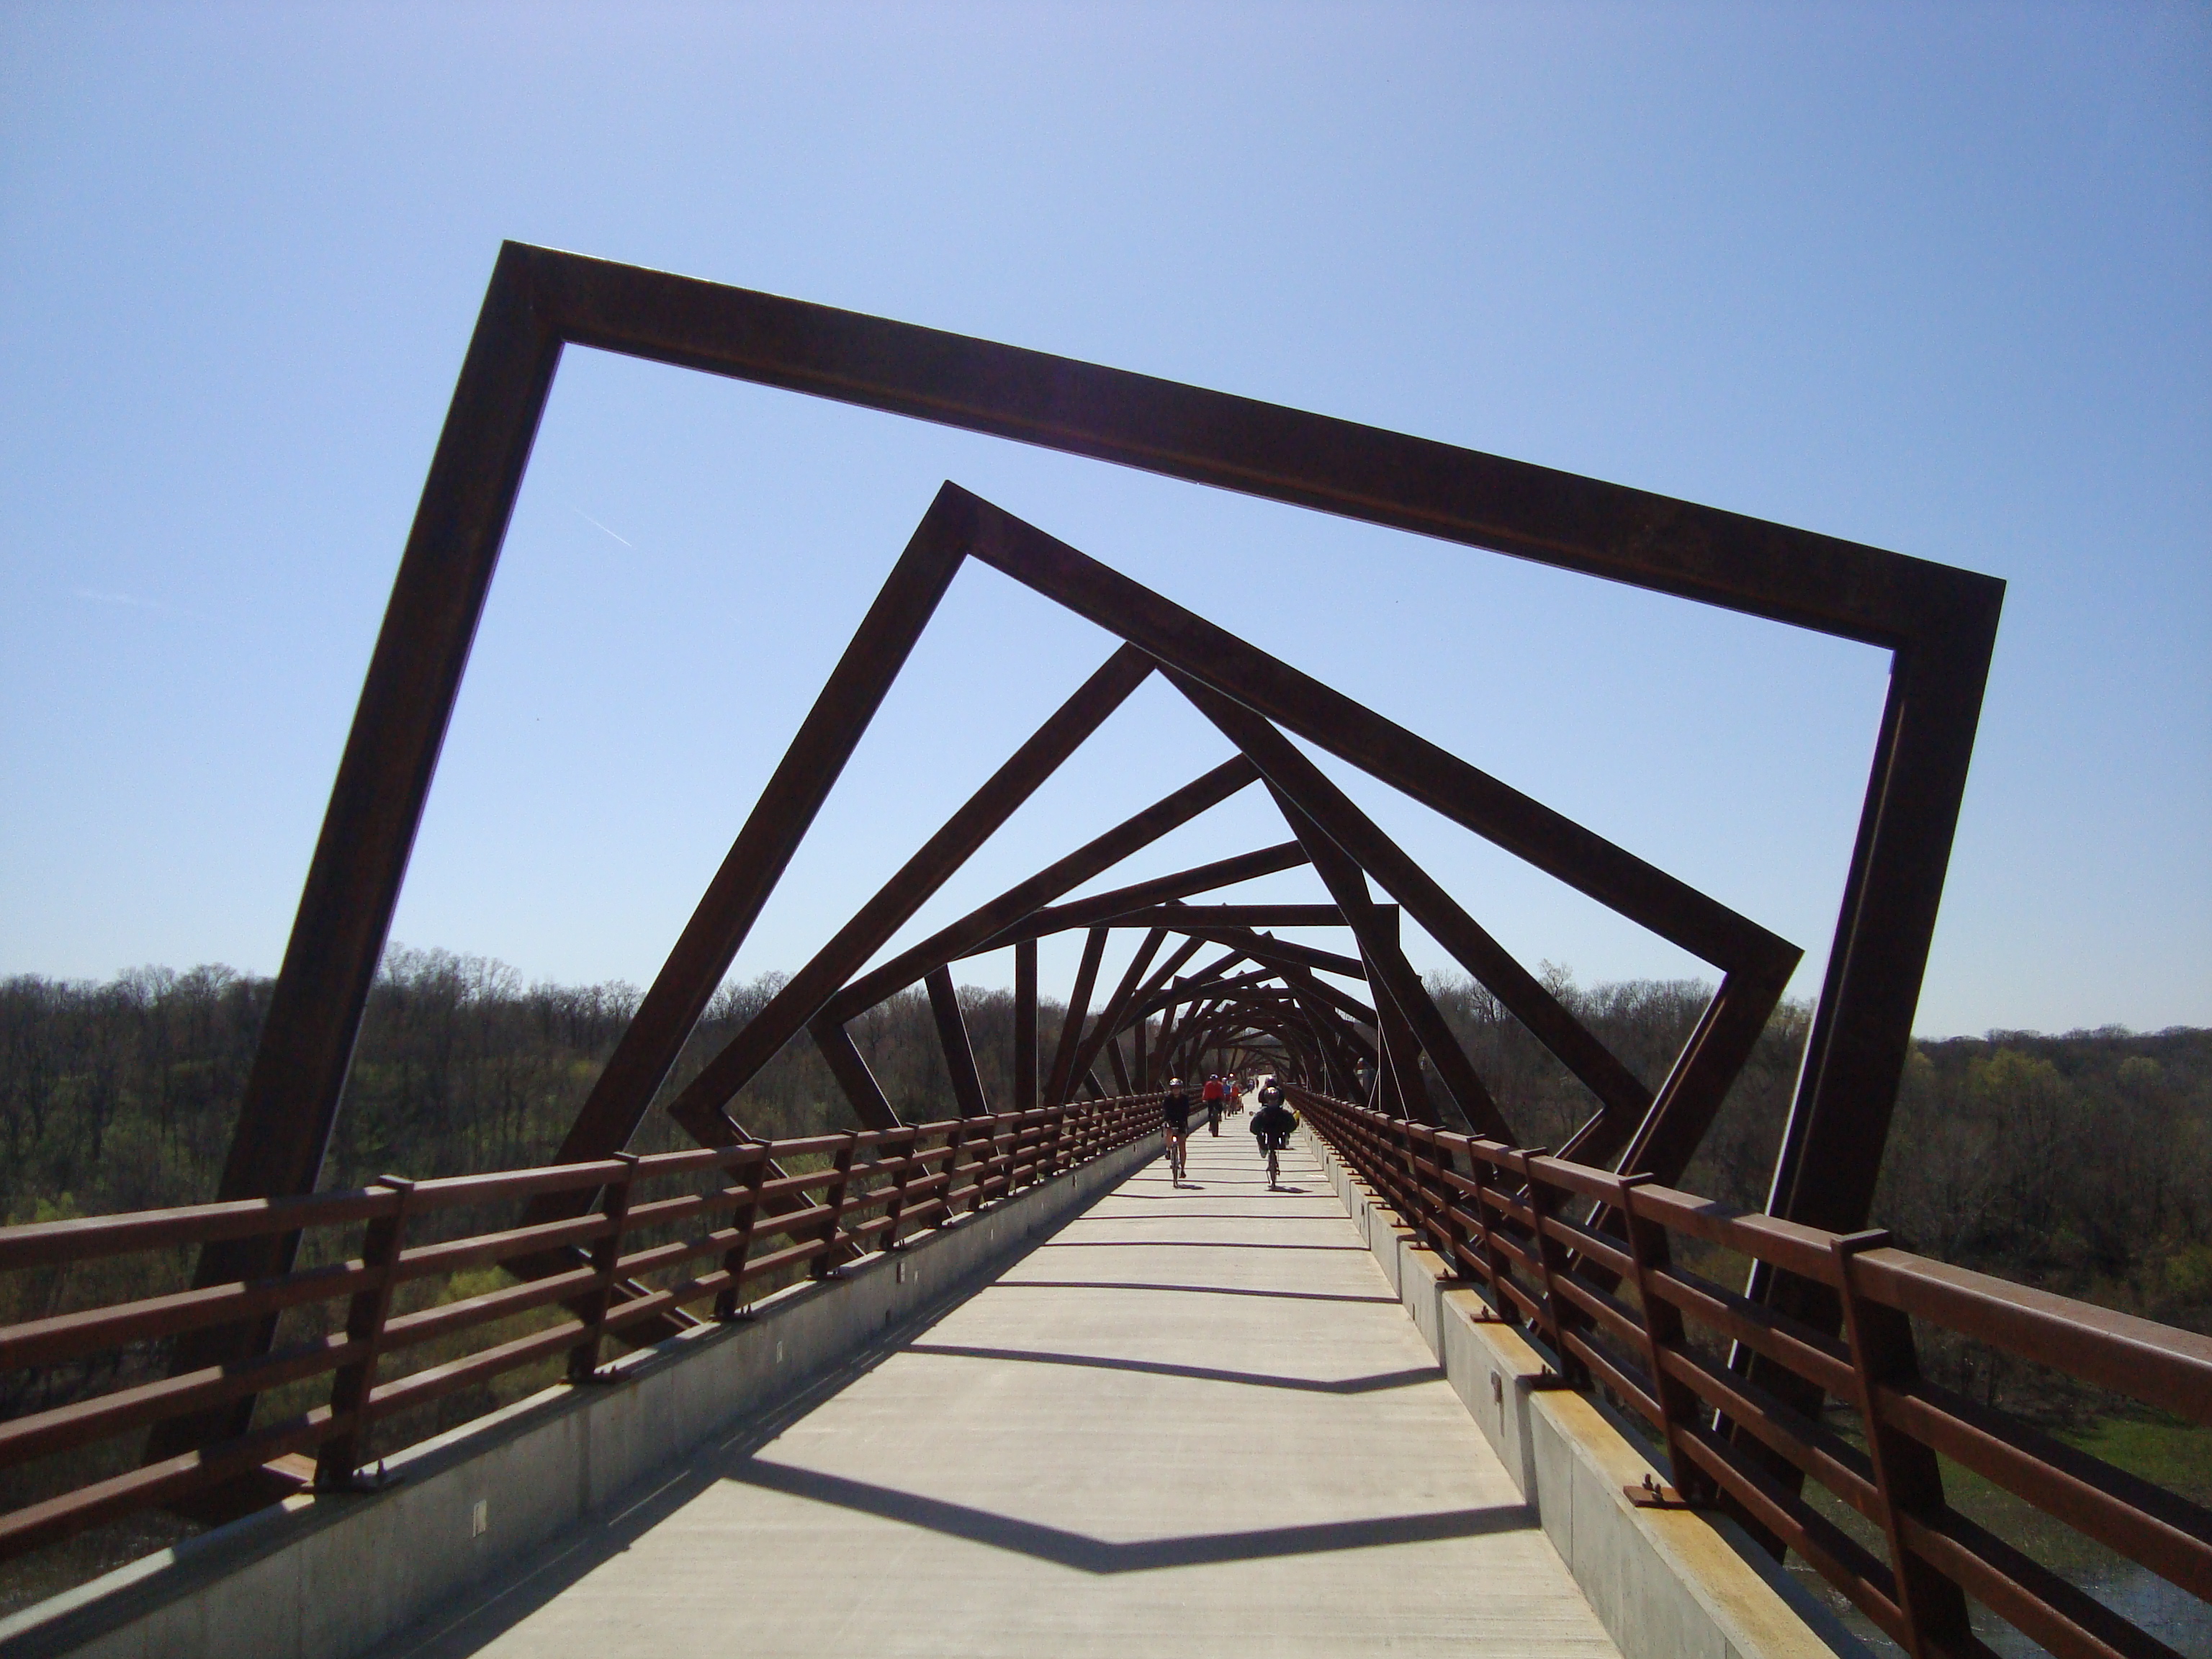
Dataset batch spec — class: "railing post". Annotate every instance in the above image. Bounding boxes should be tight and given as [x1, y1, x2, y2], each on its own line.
[1616, 1173, 1711, 1503]
[1045, 1105, 1069, 1179]
[986, 1112, 1006, 1202]
[812, 1135, 859, 1280]
[940, 1117, 970, 1218]
[1833, 1229, 1971, 1659]
[1399, 1118, 1424, 1230]
[1461, 1148, 1511, 1321]
[1430, 1133, 1473, 1282]
[714, 1144, 769, 1321]
[314, 1175, 413, 1490]
[1518, 1151, 1583, 1385]
[568, 1154, 637, 1384]
[881, 1126, 919, 1249]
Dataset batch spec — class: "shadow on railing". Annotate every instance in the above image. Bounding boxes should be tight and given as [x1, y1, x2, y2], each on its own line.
[0, 1093, 1162, 1580]
[1291, 1085, 2211, 1659]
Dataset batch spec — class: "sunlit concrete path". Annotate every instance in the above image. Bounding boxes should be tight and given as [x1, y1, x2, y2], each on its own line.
[370, 1123, 1619, 1659]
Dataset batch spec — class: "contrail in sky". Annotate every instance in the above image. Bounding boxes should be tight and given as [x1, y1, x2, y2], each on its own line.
[571, 508, 634, 549]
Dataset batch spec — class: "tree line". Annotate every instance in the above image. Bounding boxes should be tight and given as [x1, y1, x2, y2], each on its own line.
[3, 950, 2206, 1341]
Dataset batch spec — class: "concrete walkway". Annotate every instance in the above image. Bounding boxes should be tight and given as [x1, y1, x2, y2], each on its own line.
[372, 1127, 1618, 1658]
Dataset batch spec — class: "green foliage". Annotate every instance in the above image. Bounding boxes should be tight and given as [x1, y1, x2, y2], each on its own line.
[0, 946, 1074, 1218]
[1426, 969, 1809, 1211]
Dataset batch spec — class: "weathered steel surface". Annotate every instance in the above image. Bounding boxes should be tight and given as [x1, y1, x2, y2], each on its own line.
[161, 246, 2005, 1527]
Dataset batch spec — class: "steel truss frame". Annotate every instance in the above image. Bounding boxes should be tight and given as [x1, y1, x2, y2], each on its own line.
[164, 243, 2002, 1491]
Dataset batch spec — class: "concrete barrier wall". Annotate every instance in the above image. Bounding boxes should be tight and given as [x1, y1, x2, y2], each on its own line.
[1298, 1129, 1868, 1659]
[1, 1130, 1164, 1659]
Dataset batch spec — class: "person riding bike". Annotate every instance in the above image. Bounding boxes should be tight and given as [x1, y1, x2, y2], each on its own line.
[1161, 1077, 1193, 1184]
[1201, 1074, 1224, 1136]
[1251, 1080, 1297, 1191]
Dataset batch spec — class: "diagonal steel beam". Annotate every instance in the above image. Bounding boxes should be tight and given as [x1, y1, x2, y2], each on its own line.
[1044, 928, 1110, 1110]
[1167, 925, 1367, 982]
[1258, 775, 1506, 1133]
[1061, 904, 1345, 930]
[809, 758, 1260, 1033]
[969, 844, 1310, 952]
[1173, 667, 1672, 1139]
[1066, 927, 1167, 1094]
[956, 487, 1797, 976]
[660, 646, 1155, 1143]
[925, 966, 993, 1119]
[809, 1016, 900, 1129]
[554, 490, 986, 1166]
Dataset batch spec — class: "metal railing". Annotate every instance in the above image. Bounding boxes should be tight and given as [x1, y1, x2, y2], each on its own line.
[0, 1094, 1161, 1566]
[1292, 1086, 2211, 1659]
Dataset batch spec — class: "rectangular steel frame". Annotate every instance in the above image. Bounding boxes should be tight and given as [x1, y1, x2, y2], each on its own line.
[202, 236, 2001, 1310]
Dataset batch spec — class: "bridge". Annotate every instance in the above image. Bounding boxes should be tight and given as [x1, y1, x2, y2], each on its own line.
[1, 248, 2206, 1659]
[369, 1130, 1618, 1659]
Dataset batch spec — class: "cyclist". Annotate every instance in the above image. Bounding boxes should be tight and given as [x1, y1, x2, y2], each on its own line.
[1251, 1079, 1297, 1191]
[1202, 1074, 1225, 1136]
[1161, 1077, 1193, 1184]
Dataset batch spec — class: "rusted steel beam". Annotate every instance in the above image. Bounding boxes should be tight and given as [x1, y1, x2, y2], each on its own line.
[1044, 928, 1110, 1110]
[1065, 904, 1344, 930]
[149, 264, 567, 1465]
[1013, 938, 1038, 1114]
[654, 644, 1151, 1146]
[1103, 1034, 1133, 1094]
[808, 1017, 900, 1130]
[1170, 926, 1367, 981]
[1767, 621, 2000, 1237]
[1594, 960, 1795, 1179]
[548, 493, 989, 1170]
[1335, 897, 1440, 1125]
[971, 844, 1310, 951]
[172, 244, 2002, 1500]
[204, 252, 562, 1223]
[1177, 668, 1665, 1140]
[812, 758, 1259, 1030]
[523, 244, 1997, 643]
[957, 489, 1795, 975]
[1125, 963, 1287, 1023]
[1066, 928, 1167, 1093]
[925, 967, 993, 1119]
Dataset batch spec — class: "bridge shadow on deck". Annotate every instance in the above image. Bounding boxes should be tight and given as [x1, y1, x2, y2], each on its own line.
[369, 1367, 1530, 1659]
[367, 1141, 1532, 1659]
[905, 1340, 1442, 1395]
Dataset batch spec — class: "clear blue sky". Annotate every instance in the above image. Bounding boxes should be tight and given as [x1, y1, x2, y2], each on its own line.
[2, 2, 2206, 1038]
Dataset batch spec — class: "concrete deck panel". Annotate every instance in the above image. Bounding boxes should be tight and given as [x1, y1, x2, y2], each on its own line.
[365, 1133, 1618, 1659]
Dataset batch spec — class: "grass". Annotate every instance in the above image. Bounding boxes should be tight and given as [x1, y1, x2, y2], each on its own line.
[2060, 1415, 2212, 1504]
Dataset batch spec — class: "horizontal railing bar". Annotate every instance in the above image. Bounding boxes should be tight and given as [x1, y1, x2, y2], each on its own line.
[1876, 1378, 2212, 1599]
[1852, 1250, 2212, 1427]
[0, 1333, 360, 1467]
[392, 1213, 612, 1280]
[1658, 1342, 1885, 1521]
[1897, 1505, 2181, 1659]
[1642, 1262, 1857, 1399]
[0, 1190, 398, 1271]
[0, 1259, 375, 1372]
[366, 1321, 582, 1422]
[379, 1265, 600, 1353]
[0, 1407, 338, 1564]
[400, 1158, 633, 1212]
